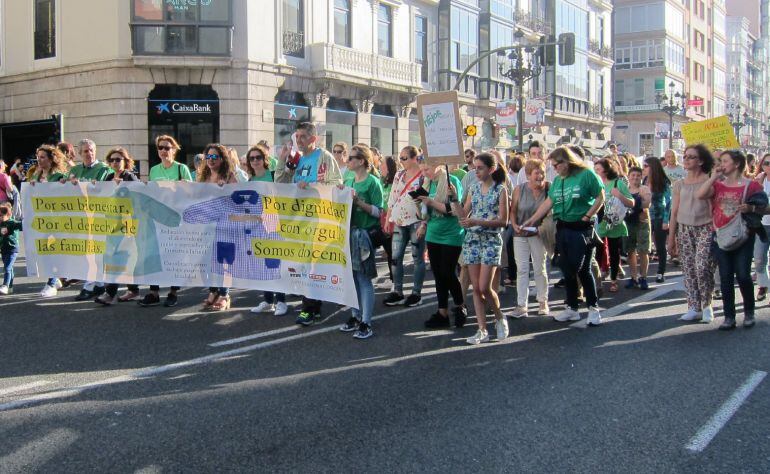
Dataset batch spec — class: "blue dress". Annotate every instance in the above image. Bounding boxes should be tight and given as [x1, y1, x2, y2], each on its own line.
[461, 182, 504, 266]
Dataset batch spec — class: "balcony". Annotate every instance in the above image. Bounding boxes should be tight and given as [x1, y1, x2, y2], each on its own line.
[588, 40, 613, 62]
[283, 31, 305, 58]
[309, 44, 422, 90]
[514, 9, 551, 36]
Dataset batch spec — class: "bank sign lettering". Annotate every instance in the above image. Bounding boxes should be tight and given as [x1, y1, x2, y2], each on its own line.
[154, 101, 214, 115]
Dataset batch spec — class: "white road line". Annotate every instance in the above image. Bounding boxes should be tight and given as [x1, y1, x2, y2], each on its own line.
[0, 428, 79, 474]
[570, 279, 681, 328]
[685, 370, 768, 453]
[0, 381, 52, 397]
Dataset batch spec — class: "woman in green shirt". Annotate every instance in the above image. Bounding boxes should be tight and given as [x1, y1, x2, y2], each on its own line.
[594, 158, 635, 293]
[523, 146, 606, 326]
[338, 145, 383, 340]
[417, 163, 466, 329]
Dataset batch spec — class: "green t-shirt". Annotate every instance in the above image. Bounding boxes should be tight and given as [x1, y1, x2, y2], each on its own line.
[69, 162, 111, 181]
[450, 168, 467, 181]
[249, 171, 273, 182]
[381, 182, 392, 211]
[345, 173, 383, 230]
[342, 169, 356, 183]
[34, 171, 67, 183]
[599, 178, 632, 238]
[0, 219, 22, 253]
[149, 161, 193, 182]
[268, 156, 278, 171]
[426, 175, 465, 247]
[548, 168, 603, 223]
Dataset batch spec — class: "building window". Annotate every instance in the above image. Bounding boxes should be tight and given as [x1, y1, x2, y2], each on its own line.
[614, 79, 624, 106]
[378, 4, 392, 57]
[450, 7, 478, 72]
[597, 74, 605, 109]
[281, 0, 304, 57]
[491, 0, 515, 19]
[598, 17, 605, 48]
[34, 0, 56, 60]
[334, 0, 351, 47]
[132, 0, 233, 56]
[415, 16, 428, 83]
[615, 3, 664, 35]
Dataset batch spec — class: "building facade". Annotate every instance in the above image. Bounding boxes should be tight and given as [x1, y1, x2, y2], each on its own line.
[612, 0, 729, 156]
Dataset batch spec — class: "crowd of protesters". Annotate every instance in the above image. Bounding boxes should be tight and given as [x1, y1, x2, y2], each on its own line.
[0, 121, 767, 342]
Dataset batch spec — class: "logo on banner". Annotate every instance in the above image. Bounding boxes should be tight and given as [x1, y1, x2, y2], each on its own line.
[495, 101, 517, 127]
[524, 98, 546, 126]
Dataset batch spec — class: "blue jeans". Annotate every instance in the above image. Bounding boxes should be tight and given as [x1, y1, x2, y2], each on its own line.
[352, 270, 375, 325]
[264, 291, 285, 304]
[2, 251, 17, 288]
[556, 226, 598, 310]
[392, 223, 426, 295]
[753, 225, 770, 288]
[713, 233, 755, 320]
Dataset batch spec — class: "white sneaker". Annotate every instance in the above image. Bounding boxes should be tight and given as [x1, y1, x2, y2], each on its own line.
[587, 306, 602, 326]
[53, 278, 63, 289]
[554, 308, 581, 322]
[679, 309, 702, 321]
[40, 285, 57, 297]
[509, 306, 528, 319]
[466, 329, 489, 345]
[538, 301, 550, 316]
[250, 301, 274, 314]
[274, 301, 288, 316]
[701, 306, 714, 323]
[496, 317, 509, 340]
[0, 285, 8, 295]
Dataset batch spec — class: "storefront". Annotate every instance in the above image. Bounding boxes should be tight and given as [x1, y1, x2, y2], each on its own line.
[147, 84, 219, 170]
[371, 104, 395, 157]
[273, 91, 309, 150]
[324, 98, 355, 150]
[0, 116, 61, 168]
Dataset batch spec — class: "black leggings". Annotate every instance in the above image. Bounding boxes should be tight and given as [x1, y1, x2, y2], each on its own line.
[150, 285, 180, 293]
[380, 235, 394, 281]
[105, 283, 139, 298]
[651, 219, 668, 275]
[427, 242, 463, 310]
[607, 237, 622, 281]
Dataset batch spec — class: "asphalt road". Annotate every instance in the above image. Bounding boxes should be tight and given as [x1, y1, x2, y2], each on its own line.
[0, 255, 768, 473]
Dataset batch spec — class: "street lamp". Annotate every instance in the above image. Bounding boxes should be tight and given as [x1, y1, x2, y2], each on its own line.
[496, 29, 542, 152]
[728, 106, 749, 144]
[655, 81, 687, 150]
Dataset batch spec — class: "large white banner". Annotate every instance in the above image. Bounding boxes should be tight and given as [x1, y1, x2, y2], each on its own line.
[22, 181, 358, 307]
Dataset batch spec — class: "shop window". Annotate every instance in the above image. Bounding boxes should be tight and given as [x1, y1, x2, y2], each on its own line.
[34, 0, 56, 60]
[131, 0, 233, 56]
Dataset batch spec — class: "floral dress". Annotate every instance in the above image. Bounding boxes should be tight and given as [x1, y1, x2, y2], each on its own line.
[461, 182, 504, 266]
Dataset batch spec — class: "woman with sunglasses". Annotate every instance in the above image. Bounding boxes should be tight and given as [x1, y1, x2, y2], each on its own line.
[96, 147, 140, 305]
[667, 144, 716, 323]
[197, 143, 239, 311]
[246, 144, 288, 317]
[139, 135, 192, 308]
[753, 153, 770, 302]
[338, 145, 383, 339]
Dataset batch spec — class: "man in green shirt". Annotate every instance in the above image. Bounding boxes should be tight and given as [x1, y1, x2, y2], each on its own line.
[68, 139, 112, 300]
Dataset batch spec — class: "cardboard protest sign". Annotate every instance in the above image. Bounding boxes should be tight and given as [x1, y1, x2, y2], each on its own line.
[680, 115, 740, 150]
[416, 91, 464, 166]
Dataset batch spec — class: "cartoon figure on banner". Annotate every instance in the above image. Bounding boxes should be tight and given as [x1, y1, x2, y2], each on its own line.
[104, 186, 181, 277]
[183, 190, 282, 284]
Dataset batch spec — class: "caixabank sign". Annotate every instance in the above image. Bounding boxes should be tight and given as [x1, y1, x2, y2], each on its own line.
[150, 100, 218, 116]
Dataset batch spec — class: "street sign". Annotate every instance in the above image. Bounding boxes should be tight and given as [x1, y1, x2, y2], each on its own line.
[464, 125, 477, 137]
[687, 98, 704, 107]
[416, 91, 465, 165]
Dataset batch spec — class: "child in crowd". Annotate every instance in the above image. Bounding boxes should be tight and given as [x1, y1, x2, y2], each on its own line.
[0, 202, 22, 295]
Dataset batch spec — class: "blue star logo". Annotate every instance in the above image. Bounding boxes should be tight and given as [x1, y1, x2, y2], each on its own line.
[288, 107, 297, 119]
[156, 103, 170, 114]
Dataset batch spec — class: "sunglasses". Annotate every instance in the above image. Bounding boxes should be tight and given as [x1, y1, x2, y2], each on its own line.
[157, 145, 172, 151]
[333, 150, 345, 155]
[205, 154, 221, 160]
[347, 155, 361, 161]
[683, 154, 698, 160]
[399, 156, 409, 161]
[248, 154, 265, 161]
[107, 157, 124, 164]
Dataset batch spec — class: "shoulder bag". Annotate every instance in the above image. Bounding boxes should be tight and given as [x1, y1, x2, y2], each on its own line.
[715, 180, 751, 251]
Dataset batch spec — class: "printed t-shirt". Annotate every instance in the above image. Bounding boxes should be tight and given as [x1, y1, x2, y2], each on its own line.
[712, 180, 763, 229]
[548, 168, 603, 222]
[293, 149, 322, 184]
[345, 173, 383, 229]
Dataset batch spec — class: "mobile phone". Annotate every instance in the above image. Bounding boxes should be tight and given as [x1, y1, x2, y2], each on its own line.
[408, 187, 429, 199]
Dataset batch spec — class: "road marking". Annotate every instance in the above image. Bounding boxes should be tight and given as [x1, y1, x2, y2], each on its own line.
[0, 428, 79, 474]
[0, 381, 52, 397]
[569, 279, 680, 328]
[685, 370, 767, 453]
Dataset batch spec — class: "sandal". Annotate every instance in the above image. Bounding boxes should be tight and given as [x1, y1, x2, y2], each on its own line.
[609, 281, 619, 293]
[118, 291, 139, 302]
[209, 295, 231, 311]
[202, 291, 218, 310]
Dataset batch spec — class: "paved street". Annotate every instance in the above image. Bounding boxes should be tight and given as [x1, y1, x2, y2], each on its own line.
[0, 255, 769, 473]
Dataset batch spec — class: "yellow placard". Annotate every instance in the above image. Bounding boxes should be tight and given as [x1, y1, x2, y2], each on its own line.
[275, 219, 346, 247]
[31, 216, 138, 236]
[35, 237, 105, 255]
[251, 239, 347, 265]
[261, 196, 348, 224]
[32, 196, 133, 215]
[680, 115, 740, 150]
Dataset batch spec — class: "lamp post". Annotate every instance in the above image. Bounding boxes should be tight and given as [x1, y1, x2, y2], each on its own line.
[655, 81, 687, 150]
[496, 29, 542, 152]
[728, 106, 748, 145]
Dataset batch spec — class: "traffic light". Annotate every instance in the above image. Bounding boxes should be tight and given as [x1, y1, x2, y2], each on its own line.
[539, 35, 556, 67]
[558, 33, 575, 66]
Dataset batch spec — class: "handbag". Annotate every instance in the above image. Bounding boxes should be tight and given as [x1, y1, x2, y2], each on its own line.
[603, 180, 628, 227]
[715, 181, 751, 251]
[384, 170, 422, 234]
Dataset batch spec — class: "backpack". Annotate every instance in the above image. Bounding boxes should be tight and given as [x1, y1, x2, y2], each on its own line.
[603, 180, 628, 227]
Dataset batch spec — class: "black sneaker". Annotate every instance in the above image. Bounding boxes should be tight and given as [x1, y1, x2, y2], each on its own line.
[404, 294, 422, 307]
[93, 285, 106, 297]
[383, 292, 405, 306]
[744, 314, 756, 328]
[75, 289, 94, 301]
[554, 279, 565, 289]
[453, 306, 468, 328]
[138, 293, 161, 307]
[424, 312, 451, 329]
[340, 316, 360, 332]
[164, 293, 178, 307]
[353, 322, 373, 339]
[656, 274, 665, 283]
